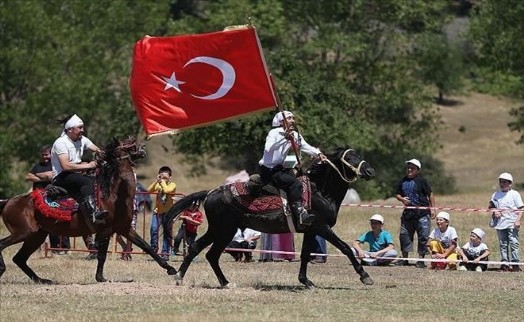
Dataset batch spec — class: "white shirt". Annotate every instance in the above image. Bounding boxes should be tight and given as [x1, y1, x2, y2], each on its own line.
[490, 189, 524, 230]
[51, 135, 94, 178]
[461, 241, 489, 258]
[232, 228, 261, 243]
[258, 127, 321, 168]
[429, 226, 458, 249]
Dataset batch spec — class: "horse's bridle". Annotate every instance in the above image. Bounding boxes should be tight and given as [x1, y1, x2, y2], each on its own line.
[323, 149, 365, 183]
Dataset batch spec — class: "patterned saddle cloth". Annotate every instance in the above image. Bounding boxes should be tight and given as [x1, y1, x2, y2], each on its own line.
[224, 176, 312, 215]
[31, 187, 78, 222]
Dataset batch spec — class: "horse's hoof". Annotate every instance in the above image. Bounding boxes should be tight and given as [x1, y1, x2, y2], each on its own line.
[222, 282, 237, 289]
[360, 276, 374, 285]
[174, 272, 183, 286]
[167, 267, 177, 275]
[36, 278, 55, 285]
[300, 279, 316, 289]
[96, 277, 108, 283]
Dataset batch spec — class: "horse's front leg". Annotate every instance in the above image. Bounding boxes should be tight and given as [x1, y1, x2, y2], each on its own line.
[319, 228, 374, 286]
[298, 233, 317, 289]
[122, 228, 177, 275]
[94, 234, 111, 282]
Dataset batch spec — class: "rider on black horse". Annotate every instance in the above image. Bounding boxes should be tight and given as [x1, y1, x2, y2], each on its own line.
[258, 111, 327, 226]
[50, 114, 109, 223]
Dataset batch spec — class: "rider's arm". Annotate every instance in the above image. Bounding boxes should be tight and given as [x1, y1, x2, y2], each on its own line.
[264, 128, 289, 153]
[57, 153, 96, 171]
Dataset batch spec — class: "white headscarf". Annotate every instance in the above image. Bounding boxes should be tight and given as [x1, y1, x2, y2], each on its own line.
[61, 114, 84, 136]
[271, 111, 294, 127]
[65, 114, 83, 129]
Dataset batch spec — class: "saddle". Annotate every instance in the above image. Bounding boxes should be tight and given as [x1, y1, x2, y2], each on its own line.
[223, 174, 312, 216]
[31, 185, 79, 222]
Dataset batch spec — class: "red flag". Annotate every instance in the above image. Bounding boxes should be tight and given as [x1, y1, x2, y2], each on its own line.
[130, 26, 277, 137]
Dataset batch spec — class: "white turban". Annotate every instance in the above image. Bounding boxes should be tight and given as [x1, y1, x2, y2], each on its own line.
[271, 111, 294, 127]
[65, 114, 84, 129]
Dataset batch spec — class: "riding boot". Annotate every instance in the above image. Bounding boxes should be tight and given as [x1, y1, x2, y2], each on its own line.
[290, 201, 314, 226]
[81, 195, 109, 222]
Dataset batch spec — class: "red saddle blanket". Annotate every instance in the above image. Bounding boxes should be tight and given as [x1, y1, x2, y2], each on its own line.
[229, 176, 311, 214]
[31, 189, 78, 222]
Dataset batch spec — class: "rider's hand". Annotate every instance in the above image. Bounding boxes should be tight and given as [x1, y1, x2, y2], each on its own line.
[89, 161, 97, 169]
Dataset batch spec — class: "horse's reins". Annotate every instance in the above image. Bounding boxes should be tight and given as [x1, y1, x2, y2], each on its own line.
[323, 149, 365, 183]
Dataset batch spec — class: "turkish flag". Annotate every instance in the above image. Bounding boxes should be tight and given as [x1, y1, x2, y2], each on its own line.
[130, 26, 277, 137]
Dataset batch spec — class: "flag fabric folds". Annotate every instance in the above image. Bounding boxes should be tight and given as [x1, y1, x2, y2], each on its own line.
[130, 26, 277, 137]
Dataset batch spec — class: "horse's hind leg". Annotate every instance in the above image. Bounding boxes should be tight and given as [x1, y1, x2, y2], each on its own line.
[0, 234, 29, 280]
[121, 229, 177, 276]
[176, 232, 214, 283]
[12, 230, 53, 284]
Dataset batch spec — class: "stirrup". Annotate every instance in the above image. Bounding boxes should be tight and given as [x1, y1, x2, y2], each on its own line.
[299, 212, 315, 225]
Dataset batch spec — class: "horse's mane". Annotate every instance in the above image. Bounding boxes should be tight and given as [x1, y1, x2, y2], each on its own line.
[98, 137, 126, 197]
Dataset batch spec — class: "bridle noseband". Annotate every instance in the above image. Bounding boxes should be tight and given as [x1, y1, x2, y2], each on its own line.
[323, 149, 365, 183]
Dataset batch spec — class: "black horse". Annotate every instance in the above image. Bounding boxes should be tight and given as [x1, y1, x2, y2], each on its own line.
[164, 147, 375, 289]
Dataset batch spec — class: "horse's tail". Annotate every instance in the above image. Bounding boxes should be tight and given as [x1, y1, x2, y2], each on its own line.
[0, 198, 9, 217]
[163, 190, 209, 225]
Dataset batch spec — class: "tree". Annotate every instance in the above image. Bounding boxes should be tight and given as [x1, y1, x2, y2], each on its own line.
[168, 0, 455, 198]
[469, 0, 524, 144]
[415, 33, 465, 104]
[0, 0, 170, 196]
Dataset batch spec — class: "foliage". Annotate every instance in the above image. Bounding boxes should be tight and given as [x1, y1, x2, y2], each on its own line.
[0, 0, 462, 199]
[169, 0, 455, 198]
[468, 0, 524, 144]
[0, 0, 170, 196]
[415, 33, 466, 103]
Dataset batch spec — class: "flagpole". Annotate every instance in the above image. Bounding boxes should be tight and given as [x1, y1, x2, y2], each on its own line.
[269, 73, 302, 169]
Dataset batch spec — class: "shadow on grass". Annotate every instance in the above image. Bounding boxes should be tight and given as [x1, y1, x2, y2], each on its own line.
[253, 283, 355, 292]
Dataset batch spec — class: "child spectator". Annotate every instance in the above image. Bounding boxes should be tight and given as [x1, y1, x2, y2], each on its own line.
[351, 214, 398, 266]
[172, 201, 204, 257]
[148, 166, 176, 260]
[225, 228, 261, 262]
[457, 228, 490, 272]
[427, 211, 458, 270]
[488, 172, 524, 272]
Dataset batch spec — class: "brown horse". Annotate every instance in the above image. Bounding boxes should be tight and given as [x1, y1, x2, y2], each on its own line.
[0, 137, 177, 284]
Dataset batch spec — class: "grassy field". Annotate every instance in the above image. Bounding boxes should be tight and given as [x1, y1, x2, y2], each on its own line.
[1, 92, 523, 321]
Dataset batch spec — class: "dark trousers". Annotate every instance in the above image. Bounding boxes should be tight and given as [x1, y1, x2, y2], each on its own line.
[49, 234, 70, 249]
[53, 171, 94, 201]
[459, 250, 489, 271]
[172, 225, 197, 253]
[226, 240, 256, 261]
[260, 165, 302, 202]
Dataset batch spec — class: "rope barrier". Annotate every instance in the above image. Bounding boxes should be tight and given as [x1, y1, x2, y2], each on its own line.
[341, 203, 524, 213]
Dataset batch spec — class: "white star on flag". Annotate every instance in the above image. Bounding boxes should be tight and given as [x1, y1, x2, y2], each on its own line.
[162, 72, 185, 92]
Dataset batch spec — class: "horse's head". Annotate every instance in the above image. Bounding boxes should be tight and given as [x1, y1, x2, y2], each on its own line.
[324, 147, 375, 183]
[97, 137, 146, 197]
[102, 137, 146, 165]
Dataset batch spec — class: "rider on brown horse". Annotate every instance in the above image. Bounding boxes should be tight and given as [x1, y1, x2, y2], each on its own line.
[258, 111, 327, 227]
[50, 114, 108, 223]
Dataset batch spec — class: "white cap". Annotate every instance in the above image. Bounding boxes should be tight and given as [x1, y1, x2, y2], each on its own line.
[471, 228, 486, 240]
[498, 172, 513, 183]
[405, 158, 421, 169]
[369, 214, 384, 224]
[436, 211, 450, 221]
[272, 111, 294, 127]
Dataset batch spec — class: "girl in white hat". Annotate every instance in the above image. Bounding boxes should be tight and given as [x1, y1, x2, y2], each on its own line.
[456, 228, 490, 272]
